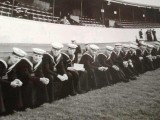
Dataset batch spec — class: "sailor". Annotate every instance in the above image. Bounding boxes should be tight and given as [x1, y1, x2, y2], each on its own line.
[62, 43, 88, 93]
[42, 42, 75, 101]
[2, 48, 25, 112]
[143, 44, 154, 71]
[129, 44, 144, 74]
[79, 44, 106, 89]
[28, 48, 49, 107]
[111, 43, 136, 81]
[0, 59, 8, 114]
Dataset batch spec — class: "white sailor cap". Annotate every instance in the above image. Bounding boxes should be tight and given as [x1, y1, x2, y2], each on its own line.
[122, 44, 130, 48]
[115, 43, 122, 46]
[106, 46, 114, 51]
[147, 44, 154, 48]
[51, 42, 64, 50]
[130, 42, 138, 45]
[67, 43, 78, 49]
[89, 44, 99, 51]
[13, 47, 27, 57]
[0, 59, 8, 69]
[32, 48, 46, 55]
[154, 42, 160, 46]
[139, 41, 147, 46]
[129, 44, 138, 49]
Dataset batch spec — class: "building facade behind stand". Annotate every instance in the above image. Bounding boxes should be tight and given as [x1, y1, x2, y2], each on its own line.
[0, 0, 160, 28]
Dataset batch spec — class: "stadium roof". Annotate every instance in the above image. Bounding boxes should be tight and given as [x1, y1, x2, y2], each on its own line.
[105, 0, 160, 9]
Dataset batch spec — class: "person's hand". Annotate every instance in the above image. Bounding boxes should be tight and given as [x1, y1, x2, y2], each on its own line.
[98, 67, 104, 71]
[112, 65, 119, 71]
[146, 55, 152, 61]
[103, 67, 108, 71]
[57, 75, 66, 81]
[129, 63, 134, 68]
[40, 78, 49, 85]
[67, 67, 75, 71]
[152, 56, 157, 60]
[10, 80, 17, 88]
[16, 79, 23, 87]
[10, 79, 22, 87]
[139, 57, 143, 60]
[128, 59, 132, 64]
[123, 61, 128, 67]
[63, 74, 68, 81]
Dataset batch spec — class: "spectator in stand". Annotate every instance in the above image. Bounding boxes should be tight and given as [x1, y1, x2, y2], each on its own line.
[152, 29, 157, 41]
[71, 40, 81, 63]
[60, 16, 70, 25]
[13, 7, 24, 18]
[139, 29, 143, 39]
[146, 29, 153, 42]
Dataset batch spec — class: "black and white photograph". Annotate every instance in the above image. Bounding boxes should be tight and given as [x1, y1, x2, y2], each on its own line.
[0, 0, 160, 119]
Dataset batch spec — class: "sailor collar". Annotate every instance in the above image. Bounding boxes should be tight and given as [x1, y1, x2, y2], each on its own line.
[61, 52, 75, 62]
[0, 59, 8, 69]
[83, 51, 93, 59]
[98, 53, 111, 60]
[33, 59, 42, 72]
[45, 52, 62, 66]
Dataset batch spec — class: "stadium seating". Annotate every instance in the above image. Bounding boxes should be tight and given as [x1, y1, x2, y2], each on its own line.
[116, 21, 160, 28]
[0, 2, 60, 23]
[80, 16, 105, 27]
[0, 2, 160, 28]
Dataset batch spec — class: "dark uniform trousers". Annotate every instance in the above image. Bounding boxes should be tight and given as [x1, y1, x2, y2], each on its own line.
[143, 50, 154, 71]
[151, 48, 160, 69]
[78, 70, 89, 92]
[135, 49, 146, 73]
[29, 58, 49, 107]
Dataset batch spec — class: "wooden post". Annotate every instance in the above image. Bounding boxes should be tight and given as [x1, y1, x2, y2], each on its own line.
[132, 7, 135, 22]
[11, 0, 15, 17]
[52, 0, 55, 22]
[101, 2, 105, 24]
[118, 6, 121, 21]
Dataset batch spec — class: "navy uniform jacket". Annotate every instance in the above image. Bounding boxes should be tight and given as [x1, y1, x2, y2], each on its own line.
[79, 51, 99, 70]
[111, 51, 124, 68]
[97, 53, 113, 68]
[79, 51, 100, 89]
[42, 52, 66, 77]
[61, 51, 76, 69]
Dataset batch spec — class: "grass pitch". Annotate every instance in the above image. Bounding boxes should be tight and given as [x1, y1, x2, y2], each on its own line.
[1, 69, 160, 120]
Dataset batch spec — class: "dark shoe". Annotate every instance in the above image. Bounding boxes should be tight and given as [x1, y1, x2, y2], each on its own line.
[70, 91, 77, 96]
[129, 76, 137, 80]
